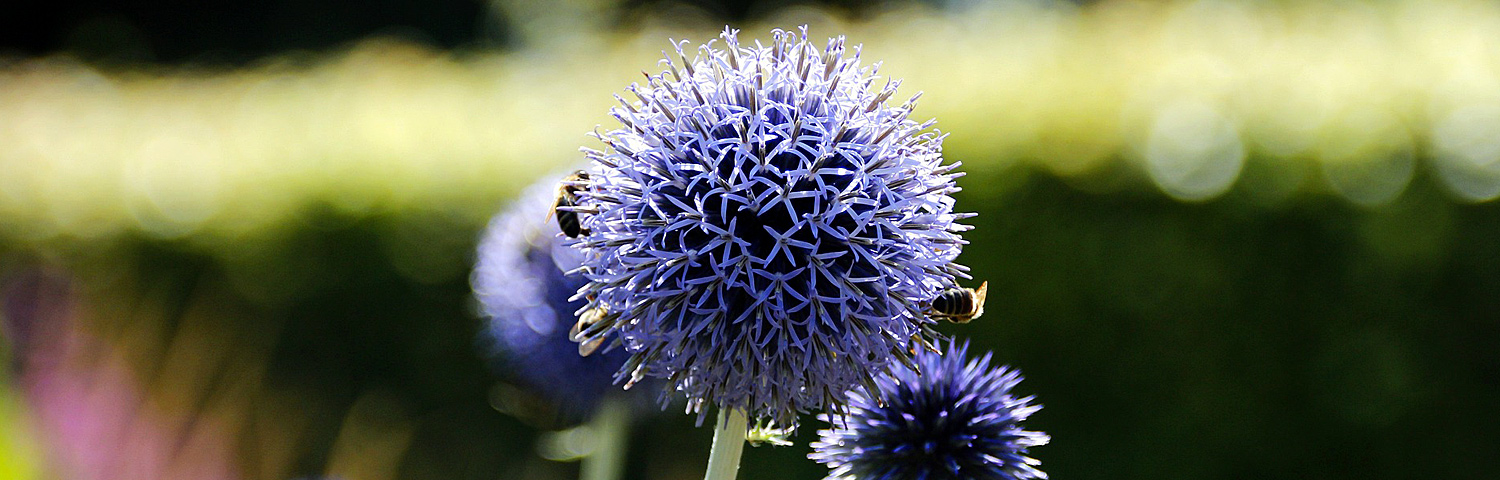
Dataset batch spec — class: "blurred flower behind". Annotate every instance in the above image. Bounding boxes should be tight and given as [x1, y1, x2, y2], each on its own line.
[473, 174, 650, 426]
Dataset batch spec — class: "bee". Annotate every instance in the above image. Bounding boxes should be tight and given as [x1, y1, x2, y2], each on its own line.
[548, 170, 590, 238]
[927, 281, 987, 324]
[570, 304, 609, 357]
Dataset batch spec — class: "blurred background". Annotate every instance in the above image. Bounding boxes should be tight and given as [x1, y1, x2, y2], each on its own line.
[2, 0, 1499, 479]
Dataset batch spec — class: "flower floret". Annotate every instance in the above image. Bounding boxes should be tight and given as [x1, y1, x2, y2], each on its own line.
[571, 26, 971, 426]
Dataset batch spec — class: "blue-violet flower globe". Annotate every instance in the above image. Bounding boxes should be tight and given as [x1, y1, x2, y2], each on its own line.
[473, 177, 634, 423]
[810, 341, 1049, 480]
[569, 27, 971, 426]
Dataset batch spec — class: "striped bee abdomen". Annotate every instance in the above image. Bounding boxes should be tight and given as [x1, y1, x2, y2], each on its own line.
[931, 288, 974, 316]
[925, 281, 987, 324]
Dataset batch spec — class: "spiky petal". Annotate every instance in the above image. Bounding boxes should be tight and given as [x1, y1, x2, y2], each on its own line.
[571, 27, 971, 426]
[811, 341, 1049, 480]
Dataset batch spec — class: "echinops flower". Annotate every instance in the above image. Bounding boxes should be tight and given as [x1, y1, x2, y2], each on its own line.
[810, 341, 1049, 480]
[472, 177, 634, 423]
[569, 27, 971, 426]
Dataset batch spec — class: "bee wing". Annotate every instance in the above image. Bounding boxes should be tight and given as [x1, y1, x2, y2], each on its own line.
[544, 171, 587, 223]
[971, 281, 988, 320]
[578, 336, 605, 357]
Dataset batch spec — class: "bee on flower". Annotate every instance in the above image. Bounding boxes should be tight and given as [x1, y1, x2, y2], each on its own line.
[473, 176, 644, 425]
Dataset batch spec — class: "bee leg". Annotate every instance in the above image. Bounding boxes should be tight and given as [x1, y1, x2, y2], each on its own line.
[569, 317, 585, 340]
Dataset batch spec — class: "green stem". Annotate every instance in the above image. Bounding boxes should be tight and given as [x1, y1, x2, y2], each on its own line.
[702, 408, 748, 480]
[582, 399, 629, 480]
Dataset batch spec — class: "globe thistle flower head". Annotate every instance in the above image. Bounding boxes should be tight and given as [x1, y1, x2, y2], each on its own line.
[810, 341, 1049, 480]
[570, 26, 971, 426]
[472, 177, 633, 423]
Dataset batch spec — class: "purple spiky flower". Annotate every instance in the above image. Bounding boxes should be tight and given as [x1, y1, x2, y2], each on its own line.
[472, 176, 635, 423]
[810, 341, 1049, 480]
[569, 27, 971, 426]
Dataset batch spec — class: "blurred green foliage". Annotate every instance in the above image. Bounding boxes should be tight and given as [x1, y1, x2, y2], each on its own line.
[8, 163, 1496, 479]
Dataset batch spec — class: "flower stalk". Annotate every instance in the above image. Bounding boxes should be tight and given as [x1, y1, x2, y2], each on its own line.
[581, 399, 630, 480]
[702, 408, 749, 480]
